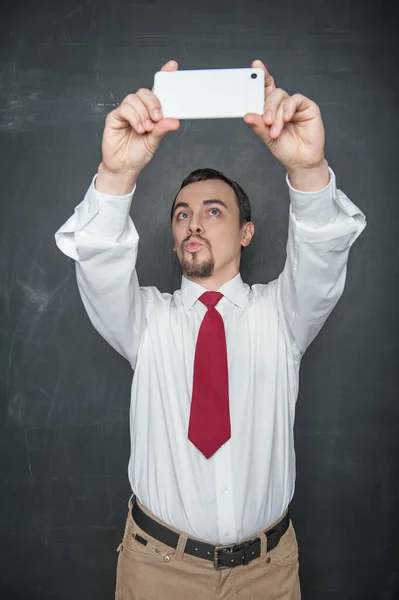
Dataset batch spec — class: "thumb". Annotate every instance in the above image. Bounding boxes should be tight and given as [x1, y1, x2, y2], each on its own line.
[149, 118, 181, 144]
[151, 59, 179, 92]
[149, 59, 180, 144]
[244, 113, 270, 144]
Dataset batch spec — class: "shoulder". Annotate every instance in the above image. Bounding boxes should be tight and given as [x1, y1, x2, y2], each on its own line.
[139, 285, 181, 308]
[245, 278, 278, 304]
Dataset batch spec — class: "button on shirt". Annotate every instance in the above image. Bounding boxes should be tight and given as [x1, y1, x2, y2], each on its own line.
[55, 167, 366, 545]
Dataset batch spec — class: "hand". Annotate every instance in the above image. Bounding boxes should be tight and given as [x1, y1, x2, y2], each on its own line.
[244, 60, 326, 174]
[97, 60, 181, 194]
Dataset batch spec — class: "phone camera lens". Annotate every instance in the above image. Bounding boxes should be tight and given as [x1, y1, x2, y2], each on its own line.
[251, 73, 257, 79]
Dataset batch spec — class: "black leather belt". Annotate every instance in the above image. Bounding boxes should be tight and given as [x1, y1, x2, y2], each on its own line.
[131, 497, 290, 569]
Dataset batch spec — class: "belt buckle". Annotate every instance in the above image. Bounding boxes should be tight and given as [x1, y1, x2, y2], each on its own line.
[214, 543, 236, 570]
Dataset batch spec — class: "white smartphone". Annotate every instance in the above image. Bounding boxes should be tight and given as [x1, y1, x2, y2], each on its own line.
[153, 67, 265, 120]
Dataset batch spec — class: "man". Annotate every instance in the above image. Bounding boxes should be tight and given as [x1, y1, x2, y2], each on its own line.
[55, 59, 366, 599]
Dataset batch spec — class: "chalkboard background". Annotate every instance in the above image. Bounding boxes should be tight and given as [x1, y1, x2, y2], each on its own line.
[1, 0, 398, 598]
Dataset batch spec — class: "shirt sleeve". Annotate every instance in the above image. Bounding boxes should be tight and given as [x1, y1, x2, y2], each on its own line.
[54, 174, 144, 368]
[276, 166, 367, 357]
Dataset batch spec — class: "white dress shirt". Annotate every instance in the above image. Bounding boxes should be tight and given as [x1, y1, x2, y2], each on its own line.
[55, 167, 366, 545]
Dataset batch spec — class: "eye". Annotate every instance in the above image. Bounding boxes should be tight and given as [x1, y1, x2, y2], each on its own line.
[209, 208, 221, 216]
[177, 212, 189, 220]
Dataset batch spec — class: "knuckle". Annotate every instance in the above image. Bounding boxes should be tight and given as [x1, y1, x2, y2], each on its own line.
[119, 104, 138, 124]
[117, 103, 127, 115]
[124, 93, 137, 104]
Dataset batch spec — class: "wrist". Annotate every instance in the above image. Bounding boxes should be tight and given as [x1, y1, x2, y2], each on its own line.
[287, 159, 330, 192]
[96, 163, 140, 195]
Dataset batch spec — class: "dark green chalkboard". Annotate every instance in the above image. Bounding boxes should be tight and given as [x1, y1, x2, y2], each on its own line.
[1, 0, 398, 598]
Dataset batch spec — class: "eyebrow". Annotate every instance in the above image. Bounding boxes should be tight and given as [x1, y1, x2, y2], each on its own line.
[172, 199, 228, 217]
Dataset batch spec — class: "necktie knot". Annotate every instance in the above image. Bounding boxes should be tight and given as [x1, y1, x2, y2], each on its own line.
[199, 291, 223, 309]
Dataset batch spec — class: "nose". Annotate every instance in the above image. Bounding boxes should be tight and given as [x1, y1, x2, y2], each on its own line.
[187, 215, 204, 236]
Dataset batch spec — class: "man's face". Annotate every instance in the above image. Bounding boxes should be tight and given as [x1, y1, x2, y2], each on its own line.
[171, 179, 252, 280]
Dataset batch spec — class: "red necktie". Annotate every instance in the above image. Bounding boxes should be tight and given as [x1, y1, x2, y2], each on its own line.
[188, 291, 231, 459]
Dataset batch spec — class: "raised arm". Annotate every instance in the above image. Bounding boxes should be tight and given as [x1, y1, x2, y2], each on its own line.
[278, 166, 365, 355]
[244, 60, 366, 355]
[54, 60, 181, 367]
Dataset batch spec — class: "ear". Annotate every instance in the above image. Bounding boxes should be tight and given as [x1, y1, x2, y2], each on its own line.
[241, 222, 255, 247]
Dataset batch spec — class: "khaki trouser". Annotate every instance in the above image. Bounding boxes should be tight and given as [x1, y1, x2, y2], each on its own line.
[115, 496, 301, 600]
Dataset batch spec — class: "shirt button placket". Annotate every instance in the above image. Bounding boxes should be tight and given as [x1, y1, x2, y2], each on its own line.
[215, 445, 235, 543]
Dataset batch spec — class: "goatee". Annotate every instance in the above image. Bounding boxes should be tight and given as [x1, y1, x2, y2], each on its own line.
[181, 255, 215, 279]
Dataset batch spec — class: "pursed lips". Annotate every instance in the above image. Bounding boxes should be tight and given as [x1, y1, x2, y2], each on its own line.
[184, 238, 207, 251]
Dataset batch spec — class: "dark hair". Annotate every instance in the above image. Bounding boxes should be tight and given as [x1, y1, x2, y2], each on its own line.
[170, 168, 252, 226]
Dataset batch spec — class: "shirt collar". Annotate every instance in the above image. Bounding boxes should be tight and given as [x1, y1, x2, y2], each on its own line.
[180, 273, 247, 311]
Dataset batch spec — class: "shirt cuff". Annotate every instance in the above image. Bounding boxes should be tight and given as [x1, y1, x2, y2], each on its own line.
[286, 166, 340, 226]
[75, 173, 137, 235]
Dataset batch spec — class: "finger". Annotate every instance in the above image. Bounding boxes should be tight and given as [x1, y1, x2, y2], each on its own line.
[252, 59, 276, 96]
[122, 93, 153, 132]
[109, 102, 144, 134]
[283, 93, 316, 121]
[281, 95, 298, 124]
[136, 88, 164, 124]
[275, 92, 317, 133]
[243, 113, 268, 141]
[160, 59, 179, 71]
[263, 88, 289, 126]
[269, 102, 285, 138]
[151, 59, 179, 92]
